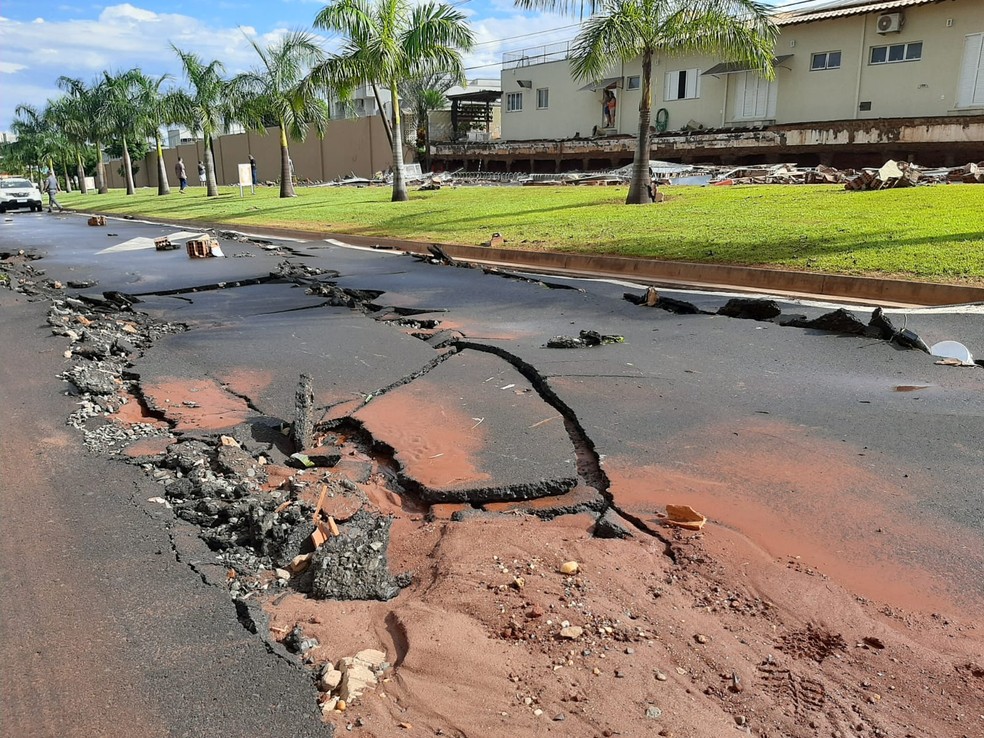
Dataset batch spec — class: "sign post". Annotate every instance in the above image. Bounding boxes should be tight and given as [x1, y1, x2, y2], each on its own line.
[237, 163, 254, 198]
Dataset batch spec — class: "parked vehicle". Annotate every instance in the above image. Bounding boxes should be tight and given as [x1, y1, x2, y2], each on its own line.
[0, 178, 44, 213]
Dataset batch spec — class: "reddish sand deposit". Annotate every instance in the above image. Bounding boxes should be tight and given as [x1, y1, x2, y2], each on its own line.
[214, 368, 275, 400]
[121, 436, 173, 458]
[604, 417, 983, 616]
[140, 377, 252, 432]
[110, 391, 169, 427]
[354, 382, 490, 489]
[263, 512, 983, 738]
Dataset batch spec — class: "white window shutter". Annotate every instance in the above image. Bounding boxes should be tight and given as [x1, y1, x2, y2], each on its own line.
[957, 33, 984, 107]
[686, 69, 699, 99]
[664, 71, 676, 101]
[741, 74, 757, 117]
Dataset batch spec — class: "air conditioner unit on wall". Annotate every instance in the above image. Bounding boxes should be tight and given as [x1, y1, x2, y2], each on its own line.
[876, 12, 903, 34]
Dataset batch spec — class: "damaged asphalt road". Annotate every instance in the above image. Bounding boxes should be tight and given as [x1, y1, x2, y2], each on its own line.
[2, 212, 984, 737]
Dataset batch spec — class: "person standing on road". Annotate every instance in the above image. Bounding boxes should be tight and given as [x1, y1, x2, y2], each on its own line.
[175, 158, 188, 192]
[249, 154, 257, 186]
[44, 171, 64, 213]
[198, 161, 206, 186]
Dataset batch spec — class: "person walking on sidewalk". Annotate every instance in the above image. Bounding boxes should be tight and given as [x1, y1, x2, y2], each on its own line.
[44, 172, 64, 213]
[175, 158, 188, 192]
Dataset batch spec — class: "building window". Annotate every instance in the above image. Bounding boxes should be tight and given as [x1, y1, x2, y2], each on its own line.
[664, 69, 700, 101]
[870, 41, 922, 65]
[811, 50, 841, 70]
[506, 92, 523, 112]
[626, 75, 641, 90]
[536, 88, 549, 109]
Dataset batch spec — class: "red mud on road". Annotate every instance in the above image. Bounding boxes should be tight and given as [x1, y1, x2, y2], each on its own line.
[604, 417, 983, 617]
[214, 368, 275, 400]
[140, 377, 253, 432]
[354, 381, 491, 489]
[262, 509, 983, 738]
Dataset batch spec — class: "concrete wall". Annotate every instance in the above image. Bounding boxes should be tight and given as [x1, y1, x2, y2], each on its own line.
[500, 0, 984, 140]
[104, 116, 393, 189]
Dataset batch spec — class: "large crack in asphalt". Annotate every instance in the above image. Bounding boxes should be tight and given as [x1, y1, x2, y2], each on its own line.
[454, 340, 677, 559]
[4, 243, 689, 727]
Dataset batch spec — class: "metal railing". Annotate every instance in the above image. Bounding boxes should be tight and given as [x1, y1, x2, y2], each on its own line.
[502, 41, 572, 69]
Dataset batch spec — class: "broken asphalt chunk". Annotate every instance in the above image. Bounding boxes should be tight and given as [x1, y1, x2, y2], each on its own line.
[798, 308, 868, 335]
[718, 298, 782, 321]
[546, 330, 624, 349]
[868, 308, 931, 351]
[483, 483, 606, 519]
[593, 508, 636, 539]
[624, 289, 702, 314]
[309, 509, 407, 601]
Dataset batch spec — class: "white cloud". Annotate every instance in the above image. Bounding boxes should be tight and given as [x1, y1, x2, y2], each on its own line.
[0, 5, 298, 127]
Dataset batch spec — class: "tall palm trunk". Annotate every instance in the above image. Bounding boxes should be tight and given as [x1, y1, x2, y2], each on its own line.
[372, 83, 394, 149]
[204, 135, 219, 197]
[122, 134, 136, 195]
[626, 50, 654, 205]
[155, 134, 170, 195]
[95, 140, 108, 193]
[389, 79, 408, 202]
[424, 115, 432, 173]
[76, 152, 88, 195]
[279, 125, 296, 198]
[63, 161, 72, 192]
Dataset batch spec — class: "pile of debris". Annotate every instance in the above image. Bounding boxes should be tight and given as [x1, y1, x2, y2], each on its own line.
[709, 160, 984, 188]
[842, 159, 922, 190]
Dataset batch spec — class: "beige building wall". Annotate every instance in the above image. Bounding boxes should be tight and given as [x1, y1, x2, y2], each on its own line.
[779, 1, 984, 121]
[106, 117, 393, 190]
[499, 0, 984, 141]
[502, 60, 618, 139]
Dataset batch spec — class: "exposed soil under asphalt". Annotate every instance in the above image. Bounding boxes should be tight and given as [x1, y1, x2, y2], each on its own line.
[2, 243, 982, 738]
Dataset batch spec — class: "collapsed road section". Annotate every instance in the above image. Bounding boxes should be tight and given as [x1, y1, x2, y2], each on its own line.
[3, 232, 984, 738]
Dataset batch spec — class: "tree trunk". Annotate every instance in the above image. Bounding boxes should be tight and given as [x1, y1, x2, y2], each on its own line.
[389, 79, 408, 202]
[626, 50, 654, 205]
[156, 134, 170, 196]
[62, 161, 72, 192]
[76, 152, 88, 195]
[122, 134, 136, 196]
[95, 140, 108, 194]
[204, 135, 219, 197]
[424, 113, 432, 173]
[279, 125, 296, 198]
[372, 83, 394, 150]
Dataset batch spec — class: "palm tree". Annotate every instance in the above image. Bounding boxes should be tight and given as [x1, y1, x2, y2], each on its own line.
[230, 30, 332, 198]
[98, 69, 145, 195]
[314, 0, 474, 202]
[516, 0, 777, 204]
[415, 88, 448, 173]
[132, 72, 182, 196]
[45, 95, 91, 194]
[10, 104, 55, 187]
[403, 72, 454, 172]
[171, 48, 234, 197]
[58, 76, 108, 193]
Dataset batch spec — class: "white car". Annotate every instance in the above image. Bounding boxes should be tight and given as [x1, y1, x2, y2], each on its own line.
[0, 177, 44, 213]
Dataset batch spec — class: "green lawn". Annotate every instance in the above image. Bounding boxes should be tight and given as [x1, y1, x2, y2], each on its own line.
[60, 183, 984, 283]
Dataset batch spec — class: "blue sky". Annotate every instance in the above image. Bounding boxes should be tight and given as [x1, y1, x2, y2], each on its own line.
[0, 0, 798, 132]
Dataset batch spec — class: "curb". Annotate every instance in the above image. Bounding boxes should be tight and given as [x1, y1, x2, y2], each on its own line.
[77, 212, 984, 307]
